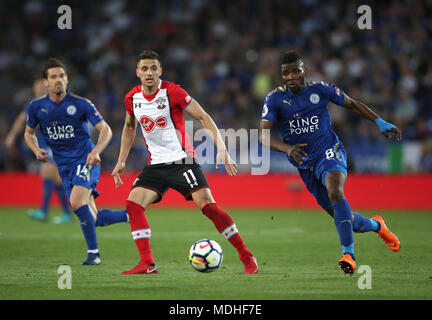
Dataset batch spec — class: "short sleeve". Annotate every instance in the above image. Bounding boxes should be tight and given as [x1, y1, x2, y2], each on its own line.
[26, 102, 38, 128]
[124, 90, 135, 115]
[83, 99, 103, 127]
[261, 94, 277, 123]
[167, 84, 193, 110]
[323, 82, 345, 106]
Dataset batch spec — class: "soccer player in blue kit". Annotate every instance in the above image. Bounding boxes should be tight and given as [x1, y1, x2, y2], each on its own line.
[259, 51, 401, 274]
[24, 58, 128, 265]
[6, 78, 72, 224]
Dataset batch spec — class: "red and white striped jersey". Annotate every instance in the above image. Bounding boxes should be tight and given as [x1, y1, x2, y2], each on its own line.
[125, 80, 196, 165]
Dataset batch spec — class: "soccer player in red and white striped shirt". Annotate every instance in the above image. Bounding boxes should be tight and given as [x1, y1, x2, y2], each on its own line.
[112, 50, 258, 274]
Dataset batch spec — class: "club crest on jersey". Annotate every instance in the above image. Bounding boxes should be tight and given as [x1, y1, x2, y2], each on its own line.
[66, 105, 76, 115]
[139, 115, 167, 133]
[155, 97, 167, 109]
[309, 94, 320, 104]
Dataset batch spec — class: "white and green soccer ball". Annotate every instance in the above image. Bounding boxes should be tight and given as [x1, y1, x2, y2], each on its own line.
[189, 239, 223, 272]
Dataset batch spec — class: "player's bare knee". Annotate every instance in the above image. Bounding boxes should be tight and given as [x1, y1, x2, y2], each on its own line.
[328, 187, 345, 204]
[70, 199, 86, 211]
[127, 187, 158, 209]
[191, 188, 215, 210]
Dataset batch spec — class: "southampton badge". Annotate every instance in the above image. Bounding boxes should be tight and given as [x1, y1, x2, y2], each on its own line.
[155, 97, 167, 109]
[309, 94, 320, 104]
[66, 105, 77, 115]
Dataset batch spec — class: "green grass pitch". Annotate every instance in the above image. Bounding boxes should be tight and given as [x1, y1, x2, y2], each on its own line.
[0, 207, 431, 300]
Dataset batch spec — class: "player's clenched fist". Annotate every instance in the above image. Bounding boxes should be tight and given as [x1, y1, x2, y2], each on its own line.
[36, 148, 49, 162]
[86, 149, 101, 166]
[285, 143, 307, 165]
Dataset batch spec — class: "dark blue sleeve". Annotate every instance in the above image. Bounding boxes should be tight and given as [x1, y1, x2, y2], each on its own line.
[323, 82, 345, 106]
[261, 93, 278, 123]
[26, 102, 38, 128]
[82, 99, 103, 127]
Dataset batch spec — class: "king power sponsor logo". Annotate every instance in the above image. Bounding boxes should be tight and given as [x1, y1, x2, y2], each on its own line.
[289, 115, 319, 135]
[46, 124, 75, 140]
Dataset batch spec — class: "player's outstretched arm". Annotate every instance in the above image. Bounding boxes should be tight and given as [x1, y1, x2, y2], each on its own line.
[185, 99, 237, 176]
[5, 111, 26, 149]
[342, 95, 402, 141]
[86, 120, 112, 166]
[259, 120, 307, 165]
[112, 113, 137, 188]
[24, 124, 48, 162]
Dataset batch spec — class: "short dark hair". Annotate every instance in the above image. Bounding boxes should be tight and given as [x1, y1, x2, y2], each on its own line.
[281, 50, 302, 65]
[136, 50, 162, 65]
[42, 58, 67, 79]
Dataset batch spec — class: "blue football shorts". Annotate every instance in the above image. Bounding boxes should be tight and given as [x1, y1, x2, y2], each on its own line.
[298, 143, 348, 211]
[59, 162, 101, 200]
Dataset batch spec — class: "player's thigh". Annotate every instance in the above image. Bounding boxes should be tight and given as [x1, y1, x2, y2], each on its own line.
[69, 185, 93, 211]
[128, 187, 160, 209]
[316, 146, 348, 203]
[298, 168, 332, 212]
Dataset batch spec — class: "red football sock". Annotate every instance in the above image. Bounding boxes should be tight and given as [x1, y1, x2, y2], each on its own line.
[202, 203, 252, 260]
[125, 200, 154, 265]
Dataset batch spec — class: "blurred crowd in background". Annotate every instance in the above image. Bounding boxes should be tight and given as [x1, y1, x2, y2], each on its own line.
[0, 0, 431, 173]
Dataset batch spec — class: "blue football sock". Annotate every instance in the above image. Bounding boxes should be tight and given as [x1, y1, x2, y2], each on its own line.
[352, 212, 380, 233]
[95, 209, 128, 227]
[55, 185, 71, 215]
[333, 199, 355, 259]
[74, 204, 98, 251]
[41, 179, 54, 215]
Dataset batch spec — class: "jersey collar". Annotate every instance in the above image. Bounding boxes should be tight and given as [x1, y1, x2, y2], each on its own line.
[141, 79, 162, 102]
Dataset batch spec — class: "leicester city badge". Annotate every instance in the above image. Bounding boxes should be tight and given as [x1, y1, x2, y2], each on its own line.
[309, 93, 320, 104]
[66, 105, 77, 115]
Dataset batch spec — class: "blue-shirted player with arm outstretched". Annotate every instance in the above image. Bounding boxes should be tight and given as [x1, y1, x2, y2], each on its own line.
[24, 58, 129, 265]
[259, 50, 401, 275]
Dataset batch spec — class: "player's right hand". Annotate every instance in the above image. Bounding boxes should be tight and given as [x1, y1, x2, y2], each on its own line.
[285, 143, 307, 165]
[111, 162, 125, 189]
[36, 148, 49, 162]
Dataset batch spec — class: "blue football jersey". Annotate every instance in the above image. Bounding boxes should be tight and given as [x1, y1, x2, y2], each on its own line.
[261, 81, 345, 169]
[26, 92, 103, 171]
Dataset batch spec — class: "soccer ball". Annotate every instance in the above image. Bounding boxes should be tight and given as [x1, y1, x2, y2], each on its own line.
[189, 239, 223, 272]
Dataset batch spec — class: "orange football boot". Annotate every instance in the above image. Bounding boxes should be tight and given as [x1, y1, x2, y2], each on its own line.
[339, 254, 356, 275]
[371, 216, 400, 252]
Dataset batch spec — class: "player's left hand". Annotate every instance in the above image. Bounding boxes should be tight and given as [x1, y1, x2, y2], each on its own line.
[375, 118, 402, 141]
[86, 149, 101, 166]
[216, 149, 238, 176]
